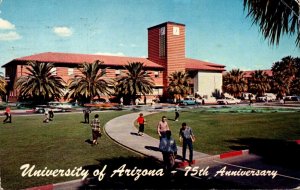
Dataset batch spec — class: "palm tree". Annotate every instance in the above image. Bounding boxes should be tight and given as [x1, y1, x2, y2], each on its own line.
[244, 0, 300, 47]
[248, 70, 271, 97]
[272, 56, 297, 97]
[222, 69, 247, 98]
[15, 61, 65, 104]
[115, 62, 154, 105]
[66, 60, 113, 103]
[167, 71, 191, 101]
[0, 74, 7, 97]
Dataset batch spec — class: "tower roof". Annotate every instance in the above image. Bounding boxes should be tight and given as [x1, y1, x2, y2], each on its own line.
[147, 21, 185, 30]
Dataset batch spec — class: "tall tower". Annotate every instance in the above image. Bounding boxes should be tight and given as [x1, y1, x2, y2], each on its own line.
[148, 22, 186, 94]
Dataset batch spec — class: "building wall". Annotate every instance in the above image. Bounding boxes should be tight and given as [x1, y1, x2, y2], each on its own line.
[194, 71, 223, 98]
[148, 22, 186, 95]
[165, 23, 186, 75]
[7, 64, 163, 102]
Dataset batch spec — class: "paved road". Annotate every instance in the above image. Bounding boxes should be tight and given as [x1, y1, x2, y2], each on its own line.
[105, 111, 210, 162]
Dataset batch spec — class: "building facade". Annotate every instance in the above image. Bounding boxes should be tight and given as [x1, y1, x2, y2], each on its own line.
[2, 21, 225, 102]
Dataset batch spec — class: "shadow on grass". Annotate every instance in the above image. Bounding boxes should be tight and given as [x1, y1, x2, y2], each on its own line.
[226, 138, 300, 169]
[78, 156, 241, 189]
[144, 146, 160, 152]
[85, 139, 93, 145]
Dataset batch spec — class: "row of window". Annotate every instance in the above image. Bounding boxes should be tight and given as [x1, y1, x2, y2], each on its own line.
[50, 68, 161, 77]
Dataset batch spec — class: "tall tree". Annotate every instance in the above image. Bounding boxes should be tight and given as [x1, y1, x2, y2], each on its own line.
[222, 69, 247, 98]
[244, 0, 300, 47]
[15, 61, 65, 104]
[115, 62, 154, 104]
[272, 56, 297, 97]
[167, 71, 191, 101]
[290, 57, 300, 95]
[66, 60, 113, 103]
[248, 70, 271, 96]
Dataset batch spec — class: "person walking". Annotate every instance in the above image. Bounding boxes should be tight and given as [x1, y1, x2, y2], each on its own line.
[91, 114, 101, 145]
[3, 106, 11, 123]
[135, 98, 140, 106]
[179, 122, 195, 165]
[136, 113, 146, 136]
[159, 130, 177, 173]
[83, 107, 91, 124]
[120, 97, 124, 107]
[43, 108, 49, 123]
[174, 104, 180, 121]
[157, 116, 170, 139]
[49, 108, 54, 121]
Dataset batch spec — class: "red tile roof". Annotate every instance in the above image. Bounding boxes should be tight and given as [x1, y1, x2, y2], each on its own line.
[3, 52, 226, 72]
[3, 52, 163, 68]
[185, 58, 226, 71]
[243, 70, 273, 77]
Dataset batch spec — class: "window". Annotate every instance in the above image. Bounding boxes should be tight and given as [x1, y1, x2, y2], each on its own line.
[50, 67, 57, 75]
[68, 68, 74, 75]
[159, 27, 166, 58]
[173, 26, 180, 35]
[115, 70, 121, 76]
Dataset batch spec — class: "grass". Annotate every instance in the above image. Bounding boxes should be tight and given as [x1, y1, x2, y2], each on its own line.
[144, 110, 300, 155]
[0, 111, 144, 189]
[1, 108, 300, 189]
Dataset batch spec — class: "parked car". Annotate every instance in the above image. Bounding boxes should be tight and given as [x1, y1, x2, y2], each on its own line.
[241, 93, 256, 100]
[264, 93, 276, 101]
[291, 96, 300, 101]
[34, 102, 72, 113]
[256, 93, 276, 102]
[284, 96, 295, 101]
[16, 101, 34, 109]
[180, 97, 196, 105]
[256, 96, 267, 102]
[34, 105, 48, 113]
[197, 97, 217, 104]
[284, 96, 300, 101]
[217, 97, 241, 105]
[48, 102, 72, 112]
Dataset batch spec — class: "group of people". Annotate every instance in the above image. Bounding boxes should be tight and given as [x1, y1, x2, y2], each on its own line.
[136, 113, 195, 172]
[157, 116, 195, 171]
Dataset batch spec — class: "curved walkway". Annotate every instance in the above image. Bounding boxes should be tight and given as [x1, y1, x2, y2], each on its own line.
[104, 111, 210, 163]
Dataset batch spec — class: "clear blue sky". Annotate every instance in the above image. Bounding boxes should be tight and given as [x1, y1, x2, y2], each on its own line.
[0, 0, 299, 72]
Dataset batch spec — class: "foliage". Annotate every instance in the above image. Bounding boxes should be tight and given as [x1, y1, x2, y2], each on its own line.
[222, 69, 247, 98]
[272, 56, 298, 97]
[15, 61, 65, 104]
[290, 57, 300, 95]
[244, 0, 300, 47]
[248, 70, 271, 96]
[167, 71, 191, 100]
[0, 74, 7, 96]
[115, 62, 154, 104]
[66, 60, 113, 103]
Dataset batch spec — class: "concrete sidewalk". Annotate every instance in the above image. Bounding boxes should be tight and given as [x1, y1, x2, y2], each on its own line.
[104, 111, 211, 163]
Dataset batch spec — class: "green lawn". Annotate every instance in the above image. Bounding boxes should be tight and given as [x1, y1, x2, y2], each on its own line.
[144, 110, 300, 155]
[0, 111, 144, 189]
[1, 109, 300, 189]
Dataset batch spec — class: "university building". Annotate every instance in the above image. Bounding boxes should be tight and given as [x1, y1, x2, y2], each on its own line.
[2, 21, 225, 102]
